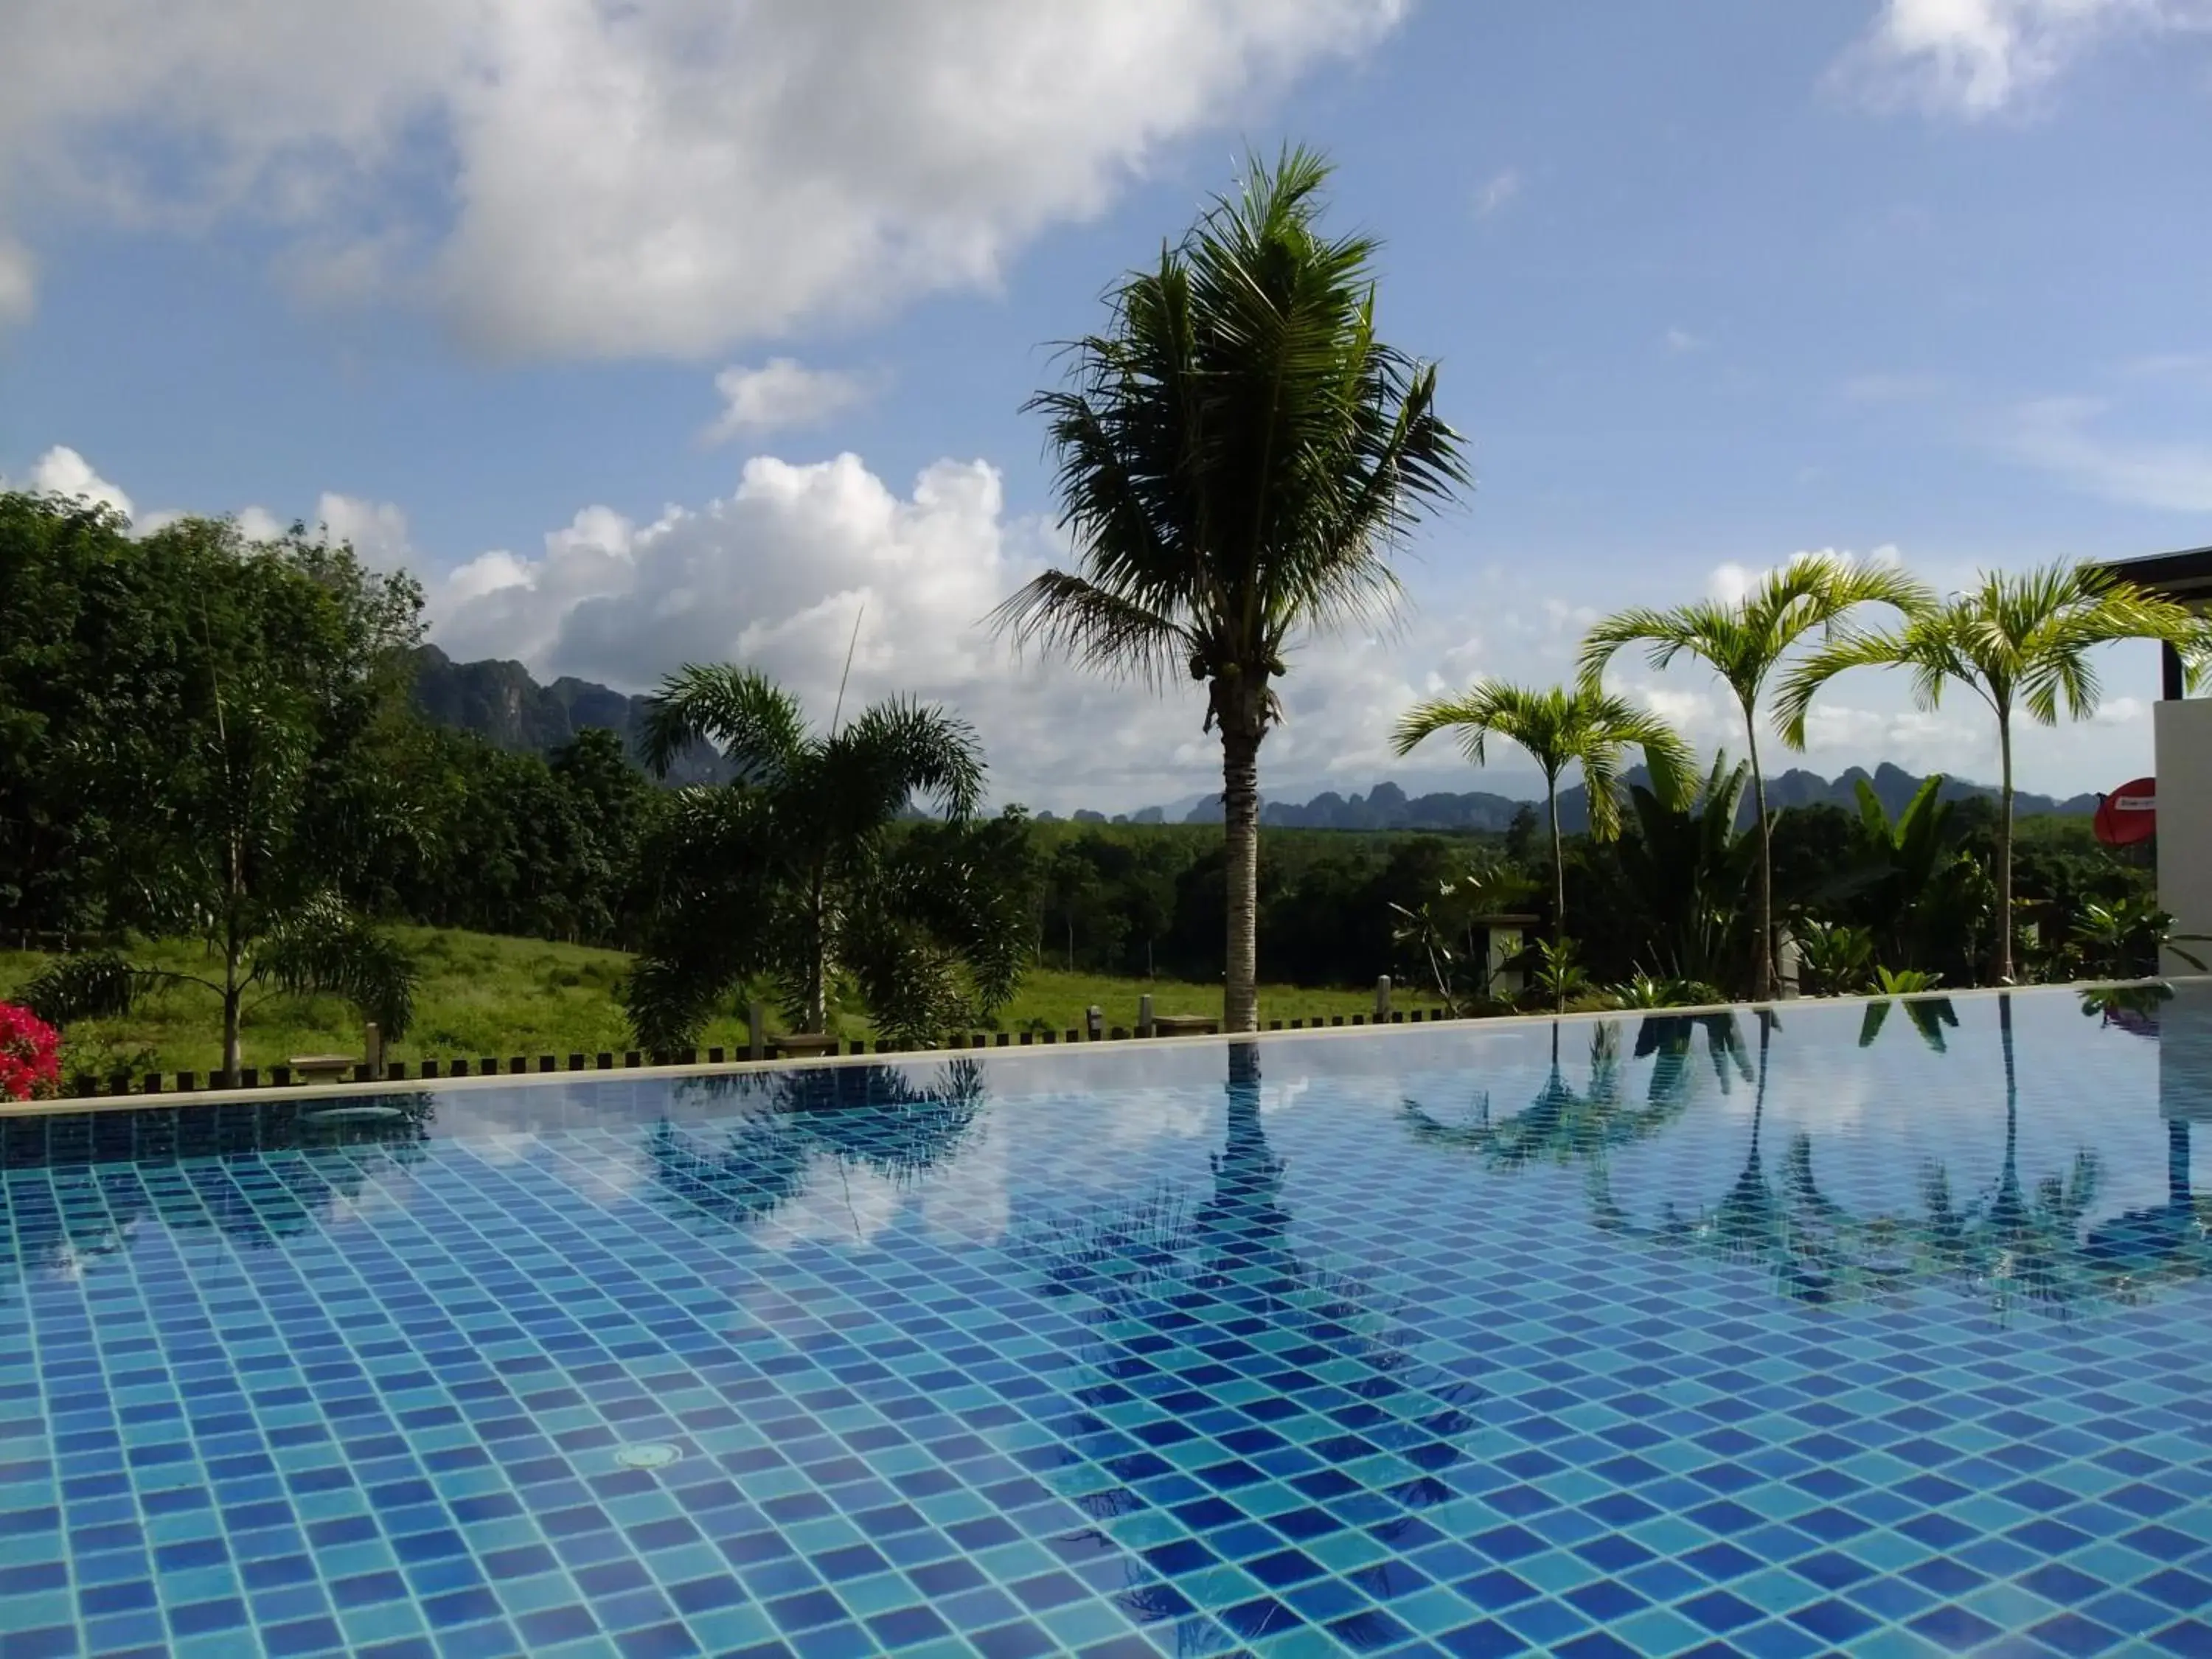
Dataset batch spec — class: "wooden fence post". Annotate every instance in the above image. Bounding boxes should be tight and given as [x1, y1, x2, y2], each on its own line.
[1137, 994, 1155, 1038]
[748, 1002, 766, 1062]
[1374, 975, 1392, 1021]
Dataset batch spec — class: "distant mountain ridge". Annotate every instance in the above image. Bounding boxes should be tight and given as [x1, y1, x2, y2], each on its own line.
[1158, 762, 2100, 832]
[408, 645, 731, 785]
[411, 647, 2102, 824]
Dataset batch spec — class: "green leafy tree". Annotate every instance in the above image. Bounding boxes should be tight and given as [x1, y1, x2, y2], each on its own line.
[1582, 557, 1927, 998]
[0, 493, 139, 935]
[1779, 562, 2209, 982]
[1392, 680, 1687, 958]
[993, 147, 1467, 1032]
[624, 665, 1022, 1050]
[12, 510, 424, 1078]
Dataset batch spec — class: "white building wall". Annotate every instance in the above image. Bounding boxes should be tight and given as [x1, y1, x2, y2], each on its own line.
[2155, 696, 2212, 975]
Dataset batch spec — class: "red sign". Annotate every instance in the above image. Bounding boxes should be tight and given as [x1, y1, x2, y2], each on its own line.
[2094, 776, 2156, 847]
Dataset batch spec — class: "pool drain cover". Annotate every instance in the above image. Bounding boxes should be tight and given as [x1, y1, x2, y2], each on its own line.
[613, 1442, 681, 1470]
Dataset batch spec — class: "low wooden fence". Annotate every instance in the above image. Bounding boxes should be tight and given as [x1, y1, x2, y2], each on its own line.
[52, 1006, 1466, 1099]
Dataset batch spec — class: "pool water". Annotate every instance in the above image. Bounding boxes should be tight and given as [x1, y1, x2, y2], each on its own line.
[4, 984, 2211, 1658]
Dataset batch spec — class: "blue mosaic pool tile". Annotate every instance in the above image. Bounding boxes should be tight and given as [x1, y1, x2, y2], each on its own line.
[4, 987, 2212, 1655]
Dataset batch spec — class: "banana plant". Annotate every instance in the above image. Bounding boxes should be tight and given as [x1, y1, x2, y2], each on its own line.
[1610, 750, 1760, 994]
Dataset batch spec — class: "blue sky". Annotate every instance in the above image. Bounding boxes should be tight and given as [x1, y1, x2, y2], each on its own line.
[4, 0, 2210, 810]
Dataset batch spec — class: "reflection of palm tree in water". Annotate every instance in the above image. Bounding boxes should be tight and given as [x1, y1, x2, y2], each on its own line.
[1923, 995, 2101, 1318]
[1026, 1043, 1478, 1652]
[644, 1061, 986, 1231]
[1403, 1018, 1693, 1173]
[1590, 1011, 1912, 1305]
[2084, 1116, 2208, 1295]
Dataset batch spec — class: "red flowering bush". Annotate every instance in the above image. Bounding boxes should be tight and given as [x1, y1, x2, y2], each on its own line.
[0, 1003, 62, 1102]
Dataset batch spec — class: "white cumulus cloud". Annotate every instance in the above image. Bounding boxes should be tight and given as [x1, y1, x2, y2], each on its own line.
[416, 451, 1611, 807]
[26, 445, 133, 518]
[312, 493, 417, 572]
[703, 360, 879, 444]
[1836, 0, 2212, 117]
[0, 0, 1406, 355]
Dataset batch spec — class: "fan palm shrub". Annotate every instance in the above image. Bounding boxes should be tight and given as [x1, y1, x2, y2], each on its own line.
[624, 665, 1027, 1051]
[993, 147, 1465, 1032]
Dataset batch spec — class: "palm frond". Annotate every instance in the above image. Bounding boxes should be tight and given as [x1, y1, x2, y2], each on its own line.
[988, 571, 1192, 688]
[827, 698, 987, 823]
[625, 928, 759, 1054]
[1584, 560, 1923, 710]
[1392, 679, 1688, 844]
[640, 664, 808, 782]
[996, 145, 1465, 719]
[20, 950, 155, 1025]
[257, 893, 420, 1038]
[1775, 625, 1925, 748]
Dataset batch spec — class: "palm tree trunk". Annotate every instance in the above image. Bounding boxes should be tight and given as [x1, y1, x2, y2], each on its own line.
[1546, 773, 1565, 1014]
[221, 921, 244, 1085]
[220, 862, 246, 1084]
[1221, 723, 1263, 1034]
[1546, 773, 1565, 953]
[1995, 711, 2015, 984]
[1743, 705, 1775, 1001]
[805, 867, 828, 1033]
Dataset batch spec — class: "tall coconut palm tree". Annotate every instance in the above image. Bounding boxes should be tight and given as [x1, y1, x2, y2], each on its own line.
[992, 147, 1467, 1032]
[1393, 680, 1687, 957]
[1581, 557, 1927, 998]
[626, 665, 1004, 1048]
[1778, 562, 2210, 983]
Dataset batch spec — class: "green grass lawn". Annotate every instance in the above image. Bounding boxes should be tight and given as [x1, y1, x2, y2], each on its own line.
[0, 927, 1444, 1077]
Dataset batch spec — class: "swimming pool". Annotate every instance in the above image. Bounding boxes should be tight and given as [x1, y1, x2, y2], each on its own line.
[3, 984, 2209, 1658]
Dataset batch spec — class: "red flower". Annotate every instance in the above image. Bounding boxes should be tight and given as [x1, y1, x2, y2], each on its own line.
[0, 1003, 62, 1102]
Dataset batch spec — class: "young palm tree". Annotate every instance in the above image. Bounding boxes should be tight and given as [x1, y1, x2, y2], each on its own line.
[25, 894, 417, 1085]
[1777, 561, 2208, 983]
[992, 147, 1466, 1032]
[627, 664, 1005, 1048]
[1392, 681, 1688, 955]
[1580, 557, 1927, 999]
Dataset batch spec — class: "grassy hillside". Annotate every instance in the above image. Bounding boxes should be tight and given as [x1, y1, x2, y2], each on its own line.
[0, 927, 1441, 1077]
